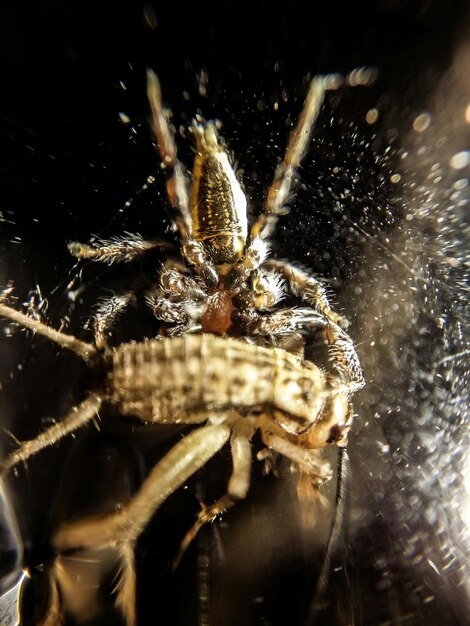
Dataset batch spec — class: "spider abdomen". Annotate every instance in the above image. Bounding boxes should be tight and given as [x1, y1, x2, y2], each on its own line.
[190, 123, 247, 265]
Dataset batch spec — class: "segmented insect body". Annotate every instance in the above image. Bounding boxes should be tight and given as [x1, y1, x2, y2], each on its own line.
[0, 67, 373, 625]
[109, 335, 329, 426]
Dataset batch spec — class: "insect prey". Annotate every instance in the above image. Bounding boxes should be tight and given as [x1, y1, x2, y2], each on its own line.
[0, 66, 373, 625]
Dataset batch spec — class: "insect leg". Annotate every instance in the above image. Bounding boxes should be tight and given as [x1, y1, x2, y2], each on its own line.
[0, 300, 96, 360]
[173, 418, 255, 569]
[53, 424, 231, 625]
[115, 540, 137, 626]
[260, 421, 333, 484]
[304, 447, 350, 626]
[0, 393, 102, 475]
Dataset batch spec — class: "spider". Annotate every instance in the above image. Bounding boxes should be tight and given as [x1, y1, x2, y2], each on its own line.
[0, 67, 371, 625]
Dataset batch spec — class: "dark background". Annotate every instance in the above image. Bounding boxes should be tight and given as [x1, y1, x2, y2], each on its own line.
[1, 1, 469, 625]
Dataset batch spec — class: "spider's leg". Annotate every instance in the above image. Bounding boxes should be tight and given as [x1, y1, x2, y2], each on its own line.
[146, 272, 203, 331]
[324, 322, 365, 392]
[146, 291, 198, 333]
[255, 76, 328, 240]
[251, 264, 364, 390]
[173, 418, 255, 569]
[93, 292, 136, 350]
[225, 76, 329, 293]
[264, 259, 348, 328]
[67, 233, 169, 265]
[253, 68, 376, 242]
[53, 423, 231, 626]
[0, 299, 96, 360]
[158, 263, 205, 301]
[147, 70, 218, 286]
[235, 305, 364, 392]
[236, 306, 327, 336]
[226, 68, 376, 291]
[0, 393, 102, 475]
[147, 69, 191, 239]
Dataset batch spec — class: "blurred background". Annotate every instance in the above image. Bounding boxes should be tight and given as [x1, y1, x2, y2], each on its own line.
[0, 1, 469, 624]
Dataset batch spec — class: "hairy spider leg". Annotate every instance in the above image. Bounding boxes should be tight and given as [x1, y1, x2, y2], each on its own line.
[146, 69, 218, 287]
[234, 303, 364, 393]
[264, 259, 349, 328]
[145, 261, 206, 332]
[67, 233, 167, 265]
[146, 69, 191, 239]
[93, 292, 136, 350]
[226, 68, 376, 290]
[259, 260, 365, 389]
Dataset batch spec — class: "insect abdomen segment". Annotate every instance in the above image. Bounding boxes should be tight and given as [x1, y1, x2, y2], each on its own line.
[107, 334, 326, 424]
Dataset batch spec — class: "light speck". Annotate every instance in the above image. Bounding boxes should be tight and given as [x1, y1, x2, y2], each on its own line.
[390, 173, 401, 183]
[453, 178, 468, 190]
[449, 151, 470, 169]
[118, 112, 130, 124]
[412, 112, 431, 132]
[366, 108, 379, 124]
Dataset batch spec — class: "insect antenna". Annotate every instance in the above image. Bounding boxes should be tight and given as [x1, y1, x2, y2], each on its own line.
[0, 300, 96, 361]
[304, 446, 350, 626]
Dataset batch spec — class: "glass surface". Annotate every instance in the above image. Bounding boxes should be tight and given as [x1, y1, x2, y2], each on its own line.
[0, 3, 469, 625]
